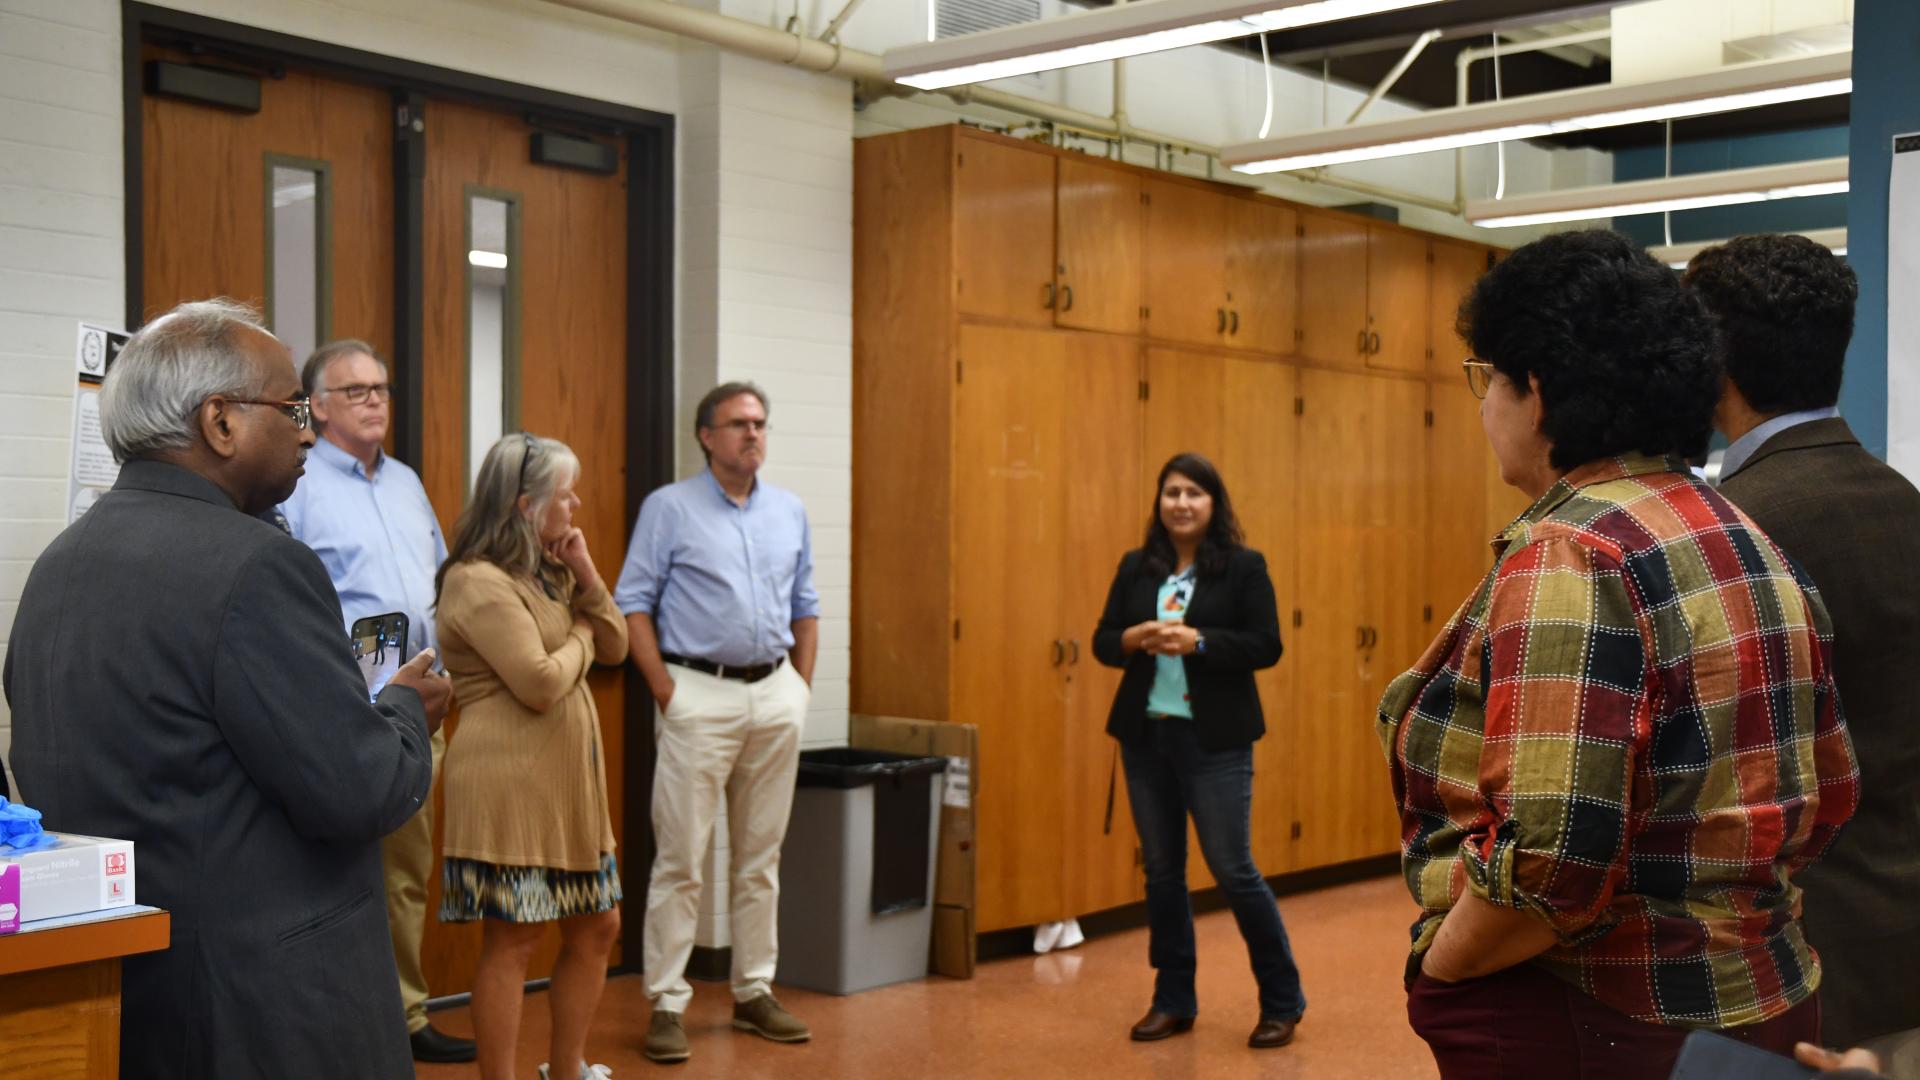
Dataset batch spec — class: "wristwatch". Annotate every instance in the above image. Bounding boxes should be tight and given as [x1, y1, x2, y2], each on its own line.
[1194, 631, 1207, 655]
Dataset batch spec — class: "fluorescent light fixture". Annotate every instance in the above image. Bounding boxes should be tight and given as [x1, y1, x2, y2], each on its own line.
[1222, 51, 1851, 174]
[1652, 227, 1848, 269]
[884, 0, 1446, 90]
[1466, 157, 1848, 229]
[468, 250, 509, 269]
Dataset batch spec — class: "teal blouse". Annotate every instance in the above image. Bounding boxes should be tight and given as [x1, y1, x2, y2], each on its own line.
[1146, 567, 1196, 718]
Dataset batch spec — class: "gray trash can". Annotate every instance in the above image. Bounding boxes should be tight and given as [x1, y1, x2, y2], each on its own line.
[776, 749, 946, 995]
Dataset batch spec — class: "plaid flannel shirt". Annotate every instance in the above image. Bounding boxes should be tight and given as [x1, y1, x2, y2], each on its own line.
[1378, 453, 1859, 1028]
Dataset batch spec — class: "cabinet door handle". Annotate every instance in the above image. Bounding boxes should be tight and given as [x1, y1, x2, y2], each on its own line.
[1044, 282, 1057, 309]
[1357, 627, 1367, 649]
[1369, 331, 1381, 354]
[1062, 285, 1075, 311]
[1230, 310, 1240, 335]
[1357, 329, 1369, 353]
[1365, 627, 1379, 649]
[1217, 307, 1228, 333]
[1068, 639, 1080, 665]
[1052, 639, 1066, 666]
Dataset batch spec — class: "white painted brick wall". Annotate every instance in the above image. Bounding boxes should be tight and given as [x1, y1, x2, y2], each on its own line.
[679, 41, 853, 950]
[0, 0, 125, 797]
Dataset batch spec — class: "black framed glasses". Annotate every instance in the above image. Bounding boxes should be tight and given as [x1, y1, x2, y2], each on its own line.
[322, 382, 391, 404]
[1462, 358, 1496, 400]
[227, 393, 312, 430]
[517, 432, 539, 494]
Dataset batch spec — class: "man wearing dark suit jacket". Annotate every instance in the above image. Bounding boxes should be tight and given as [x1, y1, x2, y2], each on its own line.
[3, 299, 452, 1079]
[1688, 236, 1920, 1058]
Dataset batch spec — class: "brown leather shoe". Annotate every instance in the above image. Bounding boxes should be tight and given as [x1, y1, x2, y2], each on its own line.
[1129, 1010, 1195, 1041]
[1248, 1017, 1297, 1048]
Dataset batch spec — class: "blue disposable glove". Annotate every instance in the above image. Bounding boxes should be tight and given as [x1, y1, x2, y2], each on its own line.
[0, 796, 55, 853]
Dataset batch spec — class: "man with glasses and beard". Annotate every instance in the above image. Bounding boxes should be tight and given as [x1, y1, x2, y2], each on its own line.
[277, 339, 470, 1064]
[4, 300, 451, 1079]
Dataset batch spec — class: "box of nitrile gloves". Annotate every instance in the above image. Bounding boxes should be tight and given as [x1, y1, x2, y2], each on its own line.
[0, 833, 135, 929]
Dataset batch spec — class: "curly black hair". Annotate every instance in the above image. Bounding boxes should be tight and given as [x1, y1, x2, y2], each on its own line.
[1683, 234, 1856, 415]
[1141, 452, 1245, 579]
[1457, 229, 1722, 471]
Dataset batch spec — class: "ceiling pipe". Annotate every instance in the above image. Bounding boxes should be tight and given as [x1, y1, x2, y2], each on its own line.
[1453, 26, 1611, 208]
[1348, 28, 1440, 124]
[540, 0, 1456, 215]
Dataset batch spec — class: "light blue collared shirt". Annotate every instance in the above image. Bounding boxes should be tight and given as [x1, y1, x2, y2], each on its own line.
[279, 437, 447, 657]
[1719, 406, 1842, 482]
[613, 469, 818, 668]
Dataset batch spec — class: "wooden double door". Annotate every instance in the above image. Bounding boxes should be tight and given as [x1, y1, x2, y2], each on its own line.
[142, 51, 632, 997]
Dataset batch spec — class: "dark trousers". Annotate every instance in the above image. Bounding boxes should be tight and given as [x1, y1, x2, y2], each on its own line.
[1120, 720, 1306, 1022]
[1407, 959, 1820, 1080]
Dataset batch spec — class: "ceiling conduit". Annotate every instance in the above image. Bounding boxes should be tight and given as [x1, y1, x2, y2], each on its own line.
[539, 0, 1461, 214]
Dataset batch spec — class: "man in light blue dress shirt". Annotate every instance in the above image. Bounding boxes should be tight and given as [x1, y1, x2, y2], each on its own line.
[614, 381, 818, 1064]
[277, 340, 473, 1065]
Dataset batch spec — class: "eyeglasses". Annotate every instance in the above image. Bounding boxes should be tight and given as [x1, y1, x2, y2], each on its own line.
[1462, 358, 1496, 400]
[227, 394, 312, 430]
[717, 418, 769, 435]
[322, 382, 391, 404]
[517, 432, 539, 494]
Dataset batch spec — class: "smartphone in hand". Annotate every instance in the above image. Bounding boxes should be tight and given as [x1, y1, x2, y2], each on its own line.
[349, 612, 412, 701]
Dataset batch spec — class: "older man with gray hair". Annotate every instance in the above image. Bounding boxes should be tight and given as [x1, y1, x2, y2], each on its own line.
[4, 299, 451, 1079]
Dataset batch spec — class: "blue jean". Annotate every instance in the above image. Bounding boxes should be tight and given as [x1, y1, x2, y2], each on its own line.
[1121, 720, 1306, 1022]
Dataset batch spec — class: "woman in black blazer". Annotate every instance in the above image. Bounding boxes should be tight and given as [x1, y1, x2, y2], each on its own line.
[1093, 452, 1305, 1050]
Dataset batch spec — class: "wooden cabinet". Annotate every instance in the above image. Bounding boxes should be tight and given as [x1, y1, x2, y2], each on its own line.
[1289, 369, 1422, 867]
[1297, 212, 1431, 372]
[1228, 199, 1298, 356]
[1056, 157, 1142, 335]
[1143, 181, 1229, 348]
[1367, 228, 1430, 373]
[954, 134, 1057, 327]
[1429, 240, 1493, 378]
[1142, 181, 1296, 354]
[856, 123, 1503, 933]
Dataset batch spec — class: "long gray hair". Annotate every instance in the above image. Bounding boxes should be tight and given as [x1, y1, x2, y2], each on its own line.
[98, 299, 278, 463]
[436, 433, 580, 603]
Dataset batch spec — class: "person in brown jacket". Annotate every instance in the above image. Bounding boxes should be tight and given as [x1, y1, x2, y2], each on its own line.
[434, 433, 629, 1080]
[1688, 235, 1920, 1071]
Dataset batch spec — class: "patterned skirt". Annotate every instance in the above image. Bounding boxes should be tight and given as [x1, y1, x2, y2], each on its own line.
[439, 853, 622, 924]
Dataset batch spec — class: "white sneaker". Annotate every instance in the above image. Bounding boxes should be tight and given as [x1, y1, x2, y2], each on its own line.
[1056, 917, 1085, 950]
[1033, 920, 1064, 954]
[538, 1064, 613, 1079]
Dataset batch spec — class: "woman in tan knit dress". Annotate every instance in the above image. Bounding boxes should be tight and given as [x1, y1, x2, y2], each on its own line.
[435, 433, 627, 1080]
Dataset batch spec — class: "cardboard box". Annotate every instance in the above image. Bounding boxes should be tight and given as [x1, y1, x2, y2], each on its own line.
[0, 833, 135, 930]
[851, 714, 977, 978]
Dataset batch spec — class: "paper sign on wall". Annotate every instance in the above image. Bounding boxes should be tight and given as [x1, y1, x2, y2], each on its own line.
[68, 322, 129, 523]
[942, 755, 971, 809]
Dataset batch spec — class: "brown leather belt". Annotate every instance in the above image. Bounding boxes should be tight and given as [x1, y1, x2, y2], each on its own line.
[663, 653, 785, 683]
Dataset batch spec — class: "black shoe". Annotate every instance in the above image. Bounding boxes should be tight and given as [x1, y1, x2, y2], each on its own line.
[411, 1024, 478, 1063]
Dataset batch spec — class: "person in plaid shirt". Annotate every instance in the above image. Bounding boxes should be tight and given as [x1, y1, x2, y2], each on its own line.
[1378, 230, 1860, 1079]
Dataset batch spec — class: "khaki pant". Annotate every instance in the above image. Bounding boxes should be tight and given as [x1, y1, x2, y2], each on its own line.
[383, 727, 446, 1034]
[643, 662, 809, 1014]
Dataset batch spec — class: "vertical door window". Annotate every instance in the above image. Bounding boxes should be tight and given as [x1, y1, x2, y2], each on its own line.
[466, 189, 520, 492]
[265, 156, 331, 364]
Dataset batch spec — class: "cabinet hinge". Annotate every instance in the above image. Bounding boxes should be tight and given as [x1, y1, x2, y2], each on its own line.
[1292, 609, 1302, 628]
[1425, 346, 1433, 359]
[953, 619, 961, 640]
[1295, 224, 1305, 238]
[1140, 380, 1150, 401]
[1424, 409, 1433, 427]
[957, 152, 964, 167]
[1294, 327, 1304, 344]
[1142, 305, 1150, 320]
[1290, 821, 1302, 840]
[1294, 397, 1304, 416]
[1423, 604, 1433, 623]
[1141, 191, 1150, 206]
[1427, 250, 1435, 263]
[956, 360, 963, 384]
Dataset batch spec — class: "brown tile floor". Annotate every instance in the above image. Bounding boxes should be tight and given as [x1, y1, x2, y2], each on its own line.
[418, 874, 1438, 1079]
